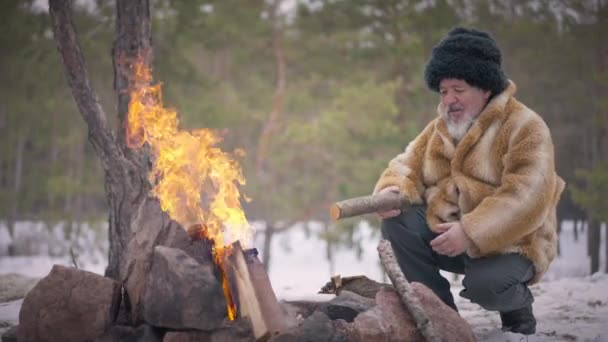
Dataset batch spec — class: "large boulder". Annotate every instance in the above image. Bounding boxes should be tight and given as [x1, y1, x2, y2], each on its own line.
[163, 318, 254, 342]
[95, 324, 164, 342]
[411, 283, 476, 342]
[18, 265, 121, 342]
[272, 311, 349, 342]
[143, 246, 226, 331]
[352, 284, 475, 342]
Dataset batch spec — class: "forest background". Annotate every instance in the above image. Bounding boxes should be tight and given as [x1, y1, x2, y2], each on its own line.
[1, 0, 606, 274]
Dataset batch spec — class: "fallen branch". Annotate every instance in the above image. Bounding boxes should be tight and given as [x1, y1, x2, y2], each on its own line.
[330, 192, 410, 220]
[377, 239, 440, 342]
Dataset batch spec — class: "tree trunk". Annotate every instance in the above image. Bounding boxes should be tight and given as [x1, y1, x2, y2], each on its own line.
[262, 223, 275, 273]
[7, 134, 25, 256]
[556, 219, 562, 257]
[573, 219, 579, 241]
[50, 0, 211, 324]
[323, 223, 335, 276]
[588, 217, 600, 274]
[253, 0, 286, 273]
[255, 0, 285, 176]
[604, 222, 607, 273]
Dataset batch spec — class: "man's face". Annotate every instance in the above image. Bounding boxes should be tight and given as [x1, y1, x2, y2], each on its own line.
[439, 79, 491, 140]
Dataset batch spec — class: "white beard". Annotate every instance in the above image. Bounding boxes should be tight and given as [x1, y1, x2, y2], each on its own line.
[442, 110, 474, 142]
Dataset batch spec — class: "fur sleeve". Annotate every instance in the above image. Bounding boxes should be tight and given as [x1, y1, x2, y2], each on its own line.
[461, 114, 561, 255]
[372, 120, 435, 204]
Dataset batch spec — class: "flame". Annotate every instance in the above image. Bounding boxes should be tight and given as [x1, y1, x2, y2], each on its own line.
[126, 59, 250, 320]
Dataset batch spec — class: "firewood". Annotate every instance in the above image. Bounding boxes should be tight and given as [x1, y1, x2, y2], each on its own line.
[318, 275, 388, 299]
[226, 241, 287, 341]
[330, 192, 410, 220]
[378, 239, 440, 342]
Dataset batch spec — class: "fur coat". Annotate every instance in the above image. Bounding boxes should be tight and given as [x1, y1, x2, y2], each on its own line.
[374, 81, 565, 283]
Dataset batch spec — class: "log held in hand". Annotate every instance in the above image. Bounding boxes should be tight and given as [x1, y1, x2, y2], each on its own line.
[330, 191, 410, 220]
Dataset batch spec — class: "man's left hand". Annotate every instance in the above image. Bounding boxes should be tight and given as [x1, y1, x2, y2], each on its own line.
[430, 221, 472, 257]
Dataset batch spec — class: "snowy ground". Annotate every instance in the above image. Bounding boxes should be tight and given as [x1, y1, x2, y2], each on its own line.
[0, 220, 606, 341]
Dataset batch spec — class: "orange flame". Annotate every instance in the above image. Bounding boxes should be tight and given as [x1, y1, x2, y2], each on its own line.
[126, 59, 250, 320]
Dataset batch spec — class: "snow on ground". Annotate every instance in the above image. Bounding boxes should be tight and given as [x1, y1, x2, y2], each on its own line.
[0, 220, 606, 341]
[454, 273, 608, 341]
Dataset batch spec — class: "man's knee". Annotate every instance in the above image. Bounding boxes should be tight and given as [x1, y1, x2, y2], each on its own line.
[461, 254, 534, 310]
[461, 273, 507, 309]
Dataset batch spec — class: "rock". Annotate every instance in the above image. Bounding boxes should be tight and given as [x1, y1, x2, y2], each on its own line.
[411, 283, 476, 342]
[352, 285, 475, 342]
[1, 325, 18, 342]
[17, 265, 122, 342]
[273, 311, 348, 342]
[320, 290, 375, 322]
[95, 324, 164, 342]
[0, 273, 39, 302]
[163, 318, 253, 342]
[143, 246, 226, 331]
[167, 222, 214, 266]
[279, 300, 321, 328]
[353, 287, 422, 341]
[115, 199, 215, 324]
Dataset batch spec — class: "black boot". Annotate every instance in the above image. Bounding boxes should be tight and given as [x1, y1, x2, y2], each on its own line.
[499, 304, 536, 335]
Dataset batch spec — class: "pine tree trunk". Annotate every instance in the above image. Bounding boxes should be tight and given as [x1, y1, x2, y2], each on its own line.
[49, 0, 209, 324]
[7, 135, 25, 256]
[556, 219, 562, 257]
[262, 223, 275, 273]
[588, 218, 600, 274]
[604, 222, 607, 273]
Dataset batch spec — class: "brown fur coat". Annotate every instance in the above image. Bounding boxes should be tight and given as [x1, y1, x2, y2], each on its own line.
[374, 81, 565, 283]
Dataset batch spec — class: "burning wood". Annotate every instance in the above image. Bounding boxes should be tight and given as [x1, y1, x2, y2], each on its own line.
[188, 225, 287, 341]
[225, 241, 288, 341]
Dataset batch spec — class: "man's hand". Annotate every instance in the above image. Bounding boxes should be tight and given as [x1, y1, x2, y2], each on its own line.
[430, 221, 472, 257]
[376, 185, 401, 219]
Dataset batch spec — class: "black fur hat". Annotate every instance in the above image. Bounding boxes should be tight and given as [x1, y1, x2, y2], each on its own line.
[424, 27, 508, 95]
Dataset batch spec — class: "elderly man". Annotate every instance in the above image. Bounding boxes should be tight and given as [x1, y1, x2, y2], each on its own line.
[374, 27, 564, 335]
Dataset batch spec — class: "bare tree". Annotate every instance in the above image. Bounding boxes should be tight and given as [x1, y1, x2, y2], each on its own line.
[49, 0, 203, 324]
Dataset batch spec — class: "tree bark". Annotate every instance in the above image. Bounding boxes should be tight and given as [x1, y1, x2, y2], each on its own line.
[255, 0, 286, 176]
[588, 217, 600, 274]
[331, 192, 410, 220]
[254, 0, 286, 273]
[7, 134, 25, 256]
[604, 222, 607, 274]
[262, 223, 275, 273]
[377, 239, 440, 342]
[50, 0, 207, 324]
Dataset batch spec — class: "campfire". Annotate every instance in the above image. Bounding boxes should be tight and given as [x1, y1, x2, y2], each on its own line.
[126, 59, 251, 321]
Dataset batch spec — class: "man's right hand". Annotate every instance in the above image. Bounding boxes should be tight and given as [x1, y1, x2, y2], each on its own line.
[376, 185, 402, 219]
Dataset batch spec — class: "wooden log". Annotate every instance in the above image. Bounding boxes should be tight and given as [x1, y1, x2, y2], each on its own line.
[318, 274, 388, 299]
[226, 241, 287, 341]
[377, 239, 440, 342]
[330, 191, 410, 220]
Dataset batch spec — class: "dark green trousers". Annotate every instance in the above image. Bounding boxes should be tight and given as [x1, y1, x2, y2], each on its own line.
[381, 205, 535, 312]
